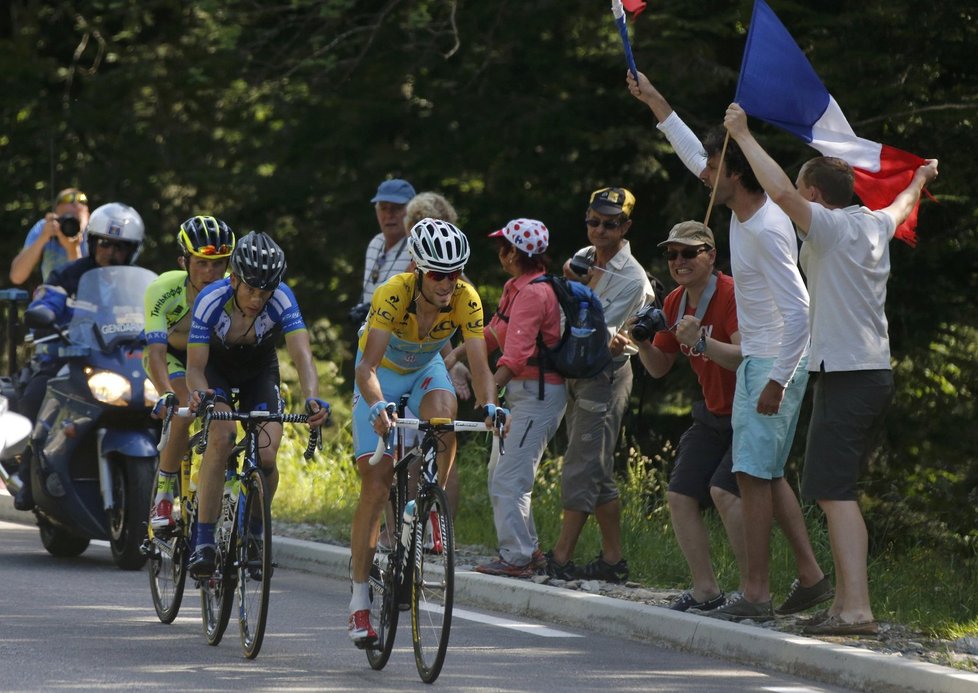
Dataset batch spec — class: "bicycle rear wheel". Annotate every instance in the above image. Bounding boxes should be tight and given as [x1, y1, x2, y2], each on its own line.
[411, 485, 455, 683]
[237, 469, 272, 659]
[148, 531, 187, 623]
[365, 551, 400, 669]
[201, 492, 237, 645]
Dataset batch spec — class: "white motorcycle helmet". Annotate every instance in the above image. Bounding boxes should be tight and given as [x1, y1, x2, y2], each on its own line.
[87, 202, 146, 264]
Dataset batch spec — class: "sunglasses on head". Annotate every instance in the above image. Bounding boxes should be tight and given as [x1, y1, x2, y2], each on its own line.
[585, 217, 623, 230]
[57, 192, 88, 206]
[426, 269, 462, 283]
[664, 245, 711, 261]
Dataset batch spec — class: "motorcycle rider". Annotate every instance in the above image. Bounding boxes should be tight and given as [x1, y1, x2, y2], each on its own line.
[145, 216, 235, 530]
[13, 202, 146, 511]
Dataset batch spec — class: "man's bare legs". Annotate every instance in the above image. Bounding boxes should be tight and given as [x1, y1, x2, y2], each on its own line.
[820, 499, 872, 623]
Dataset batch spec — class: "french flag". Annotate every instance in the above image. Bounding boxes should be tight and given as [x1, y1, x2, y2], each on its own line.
[734, 0, 927, 245]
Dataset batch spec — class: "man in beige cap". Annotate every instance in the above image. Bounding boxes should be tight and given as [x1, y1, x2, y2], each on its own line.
[634, 221, 746, 611]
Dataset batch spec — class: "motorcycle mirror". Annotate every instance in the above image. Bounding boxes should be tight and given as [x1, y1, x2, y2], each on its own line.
[24, 305, 56, 329]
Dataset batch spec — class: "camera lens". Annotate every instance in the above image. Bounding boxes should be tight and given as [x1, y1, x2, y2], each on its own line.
[569, 256, 591, 276]
[58, 214, 81, 238]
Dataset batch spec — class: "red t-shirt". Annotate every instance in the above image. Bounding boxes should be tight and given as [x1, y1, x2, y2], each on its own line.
[652, 271, 738, 415]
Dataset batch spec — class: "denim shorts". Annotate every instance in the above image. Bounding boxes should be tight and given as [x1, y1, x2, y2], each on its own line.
[351, 351, 454, 460]
[731, 355, 809, 480]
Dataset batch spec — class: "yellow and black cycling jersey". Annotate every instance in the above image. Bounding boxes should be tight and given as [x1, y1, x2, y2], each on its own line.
[358, 272, 484, 374]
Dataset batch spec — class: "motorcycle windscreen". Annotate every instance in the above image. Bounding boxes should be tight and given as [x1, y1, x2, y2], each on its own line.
[68, 266, 159, 351]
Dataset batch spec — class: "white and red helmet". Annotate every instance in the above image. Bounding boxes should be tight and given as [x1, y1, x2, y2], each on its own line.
[488, 218, 549, 257]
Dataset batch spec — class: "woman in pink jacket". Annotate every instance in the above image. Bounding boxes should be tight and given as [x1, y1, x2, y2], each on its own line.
[473, 219, 568, 578]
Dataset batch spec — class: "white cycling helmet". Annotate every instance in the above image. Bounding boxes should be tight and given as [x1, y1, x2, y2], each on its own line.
[87, 202, 145, 264]
[407, 218, 470, 273]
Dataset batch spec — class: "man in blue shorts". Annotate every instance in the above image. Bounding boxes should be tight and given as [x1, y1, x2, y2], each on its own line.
[348, 218, 500, 646]
[185, 231, 330, 577]
[726, 102, 938, 635]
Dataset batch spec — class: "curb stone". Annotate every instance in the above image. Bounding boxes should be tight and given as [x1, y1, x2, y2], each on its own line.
[2, 494, 976, 693]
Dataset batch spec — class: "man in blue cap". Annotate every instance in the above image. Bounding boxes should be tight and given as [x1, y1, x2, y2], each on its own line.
[352, 179, 417, 322]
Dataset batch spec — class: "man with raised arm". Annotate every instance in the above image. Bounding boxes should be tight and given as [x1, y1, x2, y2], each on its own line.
[627, 71, 832, 622]
[725, 102, 938, 635]
[348, 218, 500, 647]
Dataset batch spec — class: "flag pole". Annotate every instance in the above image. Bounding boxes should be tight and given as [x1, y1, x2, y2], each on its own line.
[611, 0, 638, 79]
[703, 131, 730, 228]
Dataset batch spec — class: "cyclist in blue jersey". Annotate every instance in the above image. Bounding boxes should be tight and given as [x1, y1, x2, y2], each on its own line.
[184, 231, 330, 578]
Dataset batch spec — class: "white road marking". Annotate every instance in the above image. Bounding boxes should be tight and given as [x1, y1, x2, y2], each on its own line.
[423, 604, 583, 638]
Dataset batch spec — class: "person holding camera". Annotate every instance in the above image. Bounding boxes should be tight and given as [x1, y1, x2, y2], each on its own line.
[543, 187, 654, 583]
[9, 188, 90, 286]
[349, 179, 417, 326]
[633, 221, 747, 611]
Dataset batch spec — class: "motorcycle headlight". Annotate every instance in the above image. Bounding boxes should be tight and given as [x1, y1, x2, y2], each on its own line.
[143, 379, 159, 407]
[87, 370, 132, 406]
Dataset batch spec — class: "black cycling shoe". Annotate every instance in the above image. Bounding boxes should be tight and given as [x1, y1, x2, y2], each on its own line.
[188, 545, 217, 579]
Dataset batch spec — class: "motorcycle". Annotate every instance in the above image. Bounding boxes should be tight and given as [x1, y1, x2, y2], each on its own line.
[10, 266, 161, 570]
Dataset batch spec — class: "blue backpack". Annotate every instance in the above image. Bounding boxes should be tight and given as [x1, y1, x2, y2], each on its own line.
[531, 275, 612, 392]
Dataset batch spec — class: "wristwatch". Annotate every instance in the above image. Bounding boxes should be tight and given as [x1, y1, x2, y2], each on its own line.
[691, 335, 707, 356]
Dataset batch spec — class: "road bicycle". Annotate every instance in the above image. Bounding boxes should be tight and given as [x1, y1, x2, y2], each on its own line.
[364, 398, 504, 683]
[145, 399, 321, 659]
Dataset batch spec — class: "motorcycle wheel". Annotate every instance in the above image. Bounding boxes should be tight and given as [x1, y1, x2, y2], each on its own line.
[39, 520, 90, 557]
[108, 457, 154, 570]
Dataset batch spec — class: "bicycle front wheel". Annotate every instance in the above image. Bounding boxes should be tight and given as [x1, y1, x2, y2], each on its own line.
[148, 531, 187, 623]
[411, 485, 455, 683]
[201, 493, 237, 645]
[237, 469, 272, 659]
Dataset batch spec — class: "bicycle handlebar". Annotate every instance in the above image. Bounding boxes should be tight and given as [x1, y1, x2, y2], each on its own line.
[156, 406, 193, 452]
[197, 407, 321, 460]
[367, 414, 502, 467]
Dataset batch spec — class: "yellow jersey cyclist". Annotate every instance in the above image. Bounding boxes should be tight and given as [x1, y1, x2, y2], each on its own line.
[348, 218, 504, 646]
[146, 216, 235, 530]
[185, 231, 330, 578]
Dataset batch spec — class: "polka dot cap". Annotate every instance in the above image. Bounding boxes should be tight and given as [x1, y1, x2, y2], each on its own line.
[487, 218, 550, 256]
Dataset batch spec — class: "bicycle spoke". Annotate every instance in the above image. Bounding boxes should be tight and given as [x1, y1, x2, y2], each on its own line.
[237, 470, 272, 659]
[148, 533, 187, 623]
[201, 489, 237, 646]
[411, 485, 454, 683]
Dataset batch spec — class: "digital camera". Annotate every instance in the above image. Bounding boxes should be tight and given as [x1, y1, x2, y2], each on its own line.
[348, 301, 371, 326]
[630, 304, 668, 341]
[568, 253, 593, 277]
[57, 214, 82, 238]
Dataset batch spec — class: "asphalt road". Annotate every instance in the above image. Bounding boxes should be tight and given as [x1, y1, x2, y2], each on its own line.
[1, 519, 853, 692]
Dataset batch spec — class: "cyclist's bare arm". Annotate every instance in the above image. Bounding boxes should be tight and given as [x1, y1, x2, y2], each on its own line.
[282, 329, 328, 426]
[146, 343, 176, 400]
[461, 337, 497, 409]
[355, 326, 395, 436]
[185, 342, 212, 411]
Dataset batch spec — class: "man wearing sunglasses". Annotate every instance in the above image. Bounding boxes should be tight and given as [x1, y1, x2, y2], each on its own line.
[627, 71, 832, 623]
[346, 218, 500, 646]
[544, 187, 655, 584]
[143, 216, 235, 530]
[10, 188, 91, 286]
[13, 202, 145, 510]
[633, 221, 747, 612]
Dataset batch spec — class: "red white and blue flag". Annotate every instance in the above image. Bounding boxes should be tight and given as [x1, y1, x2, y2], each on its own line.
[735, 0, 927, 244]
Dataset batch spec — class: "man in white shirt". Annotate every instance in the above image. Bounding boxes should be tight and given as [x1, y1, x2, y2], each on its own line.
[350, 178, 417, 324]
[725, 102, 938, 636]
[543, 187, 655, 584]
[628, 71, 832, 622]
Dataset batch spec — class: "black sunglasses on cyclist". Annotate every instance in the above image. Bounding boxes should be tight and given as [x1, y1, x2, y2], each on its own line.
[585, 217, 623, 230]
[426, 270, 461, 283]
[664, 245, 711, 261]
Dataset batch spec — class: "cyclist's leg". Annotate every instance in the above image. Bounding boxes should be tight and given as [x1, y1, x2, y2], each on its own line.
[151, 362, 191, 528]
[236, 363, 283, 494]
[407, 358, 457, 488]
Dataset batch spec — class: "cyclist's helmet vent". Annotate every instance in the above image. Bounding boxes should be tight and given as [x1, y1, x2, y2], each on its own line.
[230, 231, 286, 290]
[178, 216, 235, 259]
[407, 218, 470, 273]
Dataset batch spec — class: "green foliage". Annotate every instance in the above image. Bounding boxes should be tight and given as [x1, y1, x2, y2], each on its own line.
[3, 0, 978, 629]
